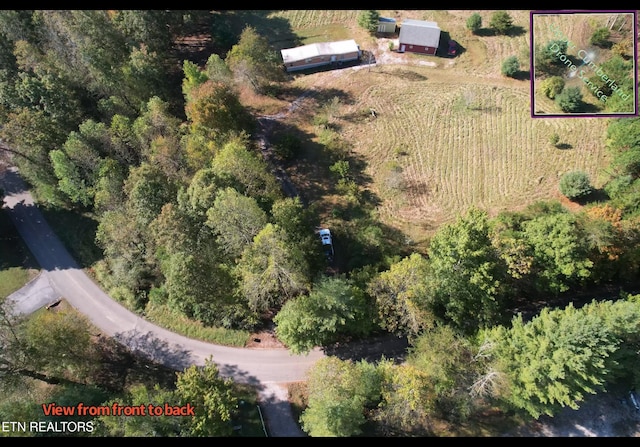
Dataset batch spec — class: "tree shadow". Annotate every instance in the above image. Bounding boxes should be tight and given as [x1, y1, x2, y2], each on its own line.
[323, 332, 410, 364]
[113, 329, 194, 372]
[474, 28, 496, 37]
[511, 70, 530, 81]
[93, 334, 179, 393]
[573, 188, 610, 206]
[474, 25, 526, 38]
[0, 208, 39, 271]
[38, 204, 103, 268]
[505, 25, 526, 37]
[555, 142, 573, 150]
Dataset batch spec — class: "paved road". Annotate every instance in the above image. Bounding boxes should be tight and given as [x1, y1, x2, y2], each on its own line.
[1, 165, 324, 436]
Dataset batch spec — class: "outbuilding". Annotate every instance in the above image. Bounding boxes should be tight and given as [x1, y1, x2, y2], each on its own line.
[280, 39, 361, 72]
[377, 17, 397, 34]
[398, 19, 441, 55]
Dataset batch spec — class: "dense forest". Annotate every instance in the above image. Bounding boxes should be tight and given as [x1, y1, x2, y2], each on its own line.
[1, 10, 640, 437]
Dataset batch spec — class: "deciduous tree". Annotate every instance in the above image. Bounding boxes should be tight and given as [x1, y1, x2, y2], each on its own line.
[301, 357, 382, 437]
[206, 187, 268, 260]
[521, 211, 593, 294]
[274, 276, 374, 354]
[367, 252, 433, 338]
[225, 25, 283, 94]
[237, 223, 309, 312]
[175, 358, 238, 437]
[425, 207, 507, 333]
[489, 11, 513, 35]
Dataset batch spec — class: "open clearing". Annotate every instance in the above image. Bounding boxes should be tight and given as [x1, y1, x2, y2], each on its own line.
[266, 10, 614, 245]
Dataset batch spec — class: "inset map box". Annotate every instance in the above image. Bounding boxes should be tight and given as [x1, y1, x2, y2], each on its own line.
[531, 10, 638, 118]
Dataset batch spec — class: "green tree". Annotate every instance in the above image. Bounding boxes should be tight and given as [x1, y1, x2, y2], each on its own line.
[466, 13, 482, 34]
[372, 361, 433, 436]
[300, 357, 382, 437]
[521, 211, 593, 294]
[210, 134, 281, 207]
[605, 117, 640, 177]
[357, 10, 380, 34]
[501, 55, 520, 77]
[0, 108, 66, 203]
[489, 10, 513, 35]
[175, 358, 238, 437]
[184, 80, 254, 151]
[484, 300, 636, 419]
[132, 96, 185, 181]
[274, 276, 374, 355]
[588, 55, 634, 113]
[534, 40, 568, 77]
[270, 196, 317, 246]
[124, 162, 178, 226]
[181, 60, 209, 102]
[162, 249, 241, 327]
[559, 170, 593, 200]
[206, 187, 268, 259]
[270, 196, 323, 274]
[540, 76, 565, 99]
[182, 167, 225, 220]
[237, 223, 310, 312]
[48, 119, 112, 207]
[367, 252, 433, 338]
[225, 25, 283, 93]
[96, 384, 183, 436]
[151, 197, 250, 330]
[407, 325, 482, 421]
[556, 86, 583, 113]
[0, 304, 96, 390]
[204, 53, 233, 86]
[425, 207, 507, 333]
[95, 206, 158, 309]
[589, 27, 611, 48]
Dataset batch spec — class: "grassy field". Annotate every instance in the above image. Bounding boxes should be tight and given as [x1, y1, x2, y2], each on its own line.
[254, 10, 614, 247]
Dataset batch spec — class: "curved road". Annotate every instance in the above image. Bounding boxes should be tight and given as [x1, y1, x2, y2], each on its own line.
[0, 165, 325, 436]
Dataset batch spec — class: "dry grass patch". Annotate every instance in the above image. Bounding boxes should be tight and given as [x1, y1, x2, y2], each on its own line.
[286, 62, 610, 245]
[240, 11, 615, 245]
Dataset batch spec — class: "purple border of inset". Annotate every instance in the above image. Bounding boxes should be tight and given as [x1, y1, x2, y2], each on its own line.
[530, 10, 639, 118]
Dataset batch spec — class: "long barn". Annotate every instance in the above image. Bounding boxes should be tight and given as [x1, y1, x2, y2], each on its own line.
[280, 39, 361, 72]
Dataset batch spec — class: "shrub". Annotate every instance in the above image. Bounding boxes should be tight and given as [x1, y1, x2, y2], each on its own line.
[559, 171, 593, 200]
[590, 27, 611, 48]
[466, 13, 482, 34]
[501, 56, 520, 77]
[357, 10, 380, 34]
[556, 86, 583, 113]
[541, 76, 565, 99]
[489, 10, 513, 35]
[549, 133, 560, 147]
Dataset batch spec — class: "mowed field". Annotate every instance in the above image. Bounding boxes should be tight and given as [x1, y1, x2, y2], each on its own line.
[260, 11, 615, 244]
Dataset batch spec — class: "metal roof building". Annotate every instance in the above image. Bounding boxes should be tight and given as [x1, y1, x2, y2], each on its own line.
[280, 39, 361, 72]
[398, 19, 441, 55]
[281, 39, 360, 65]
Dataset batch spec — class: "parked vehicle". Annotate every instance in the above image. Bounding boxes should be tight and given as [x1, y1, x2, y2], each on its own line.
[448, 39, 458, 56]
[318, 228, 334, 261]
